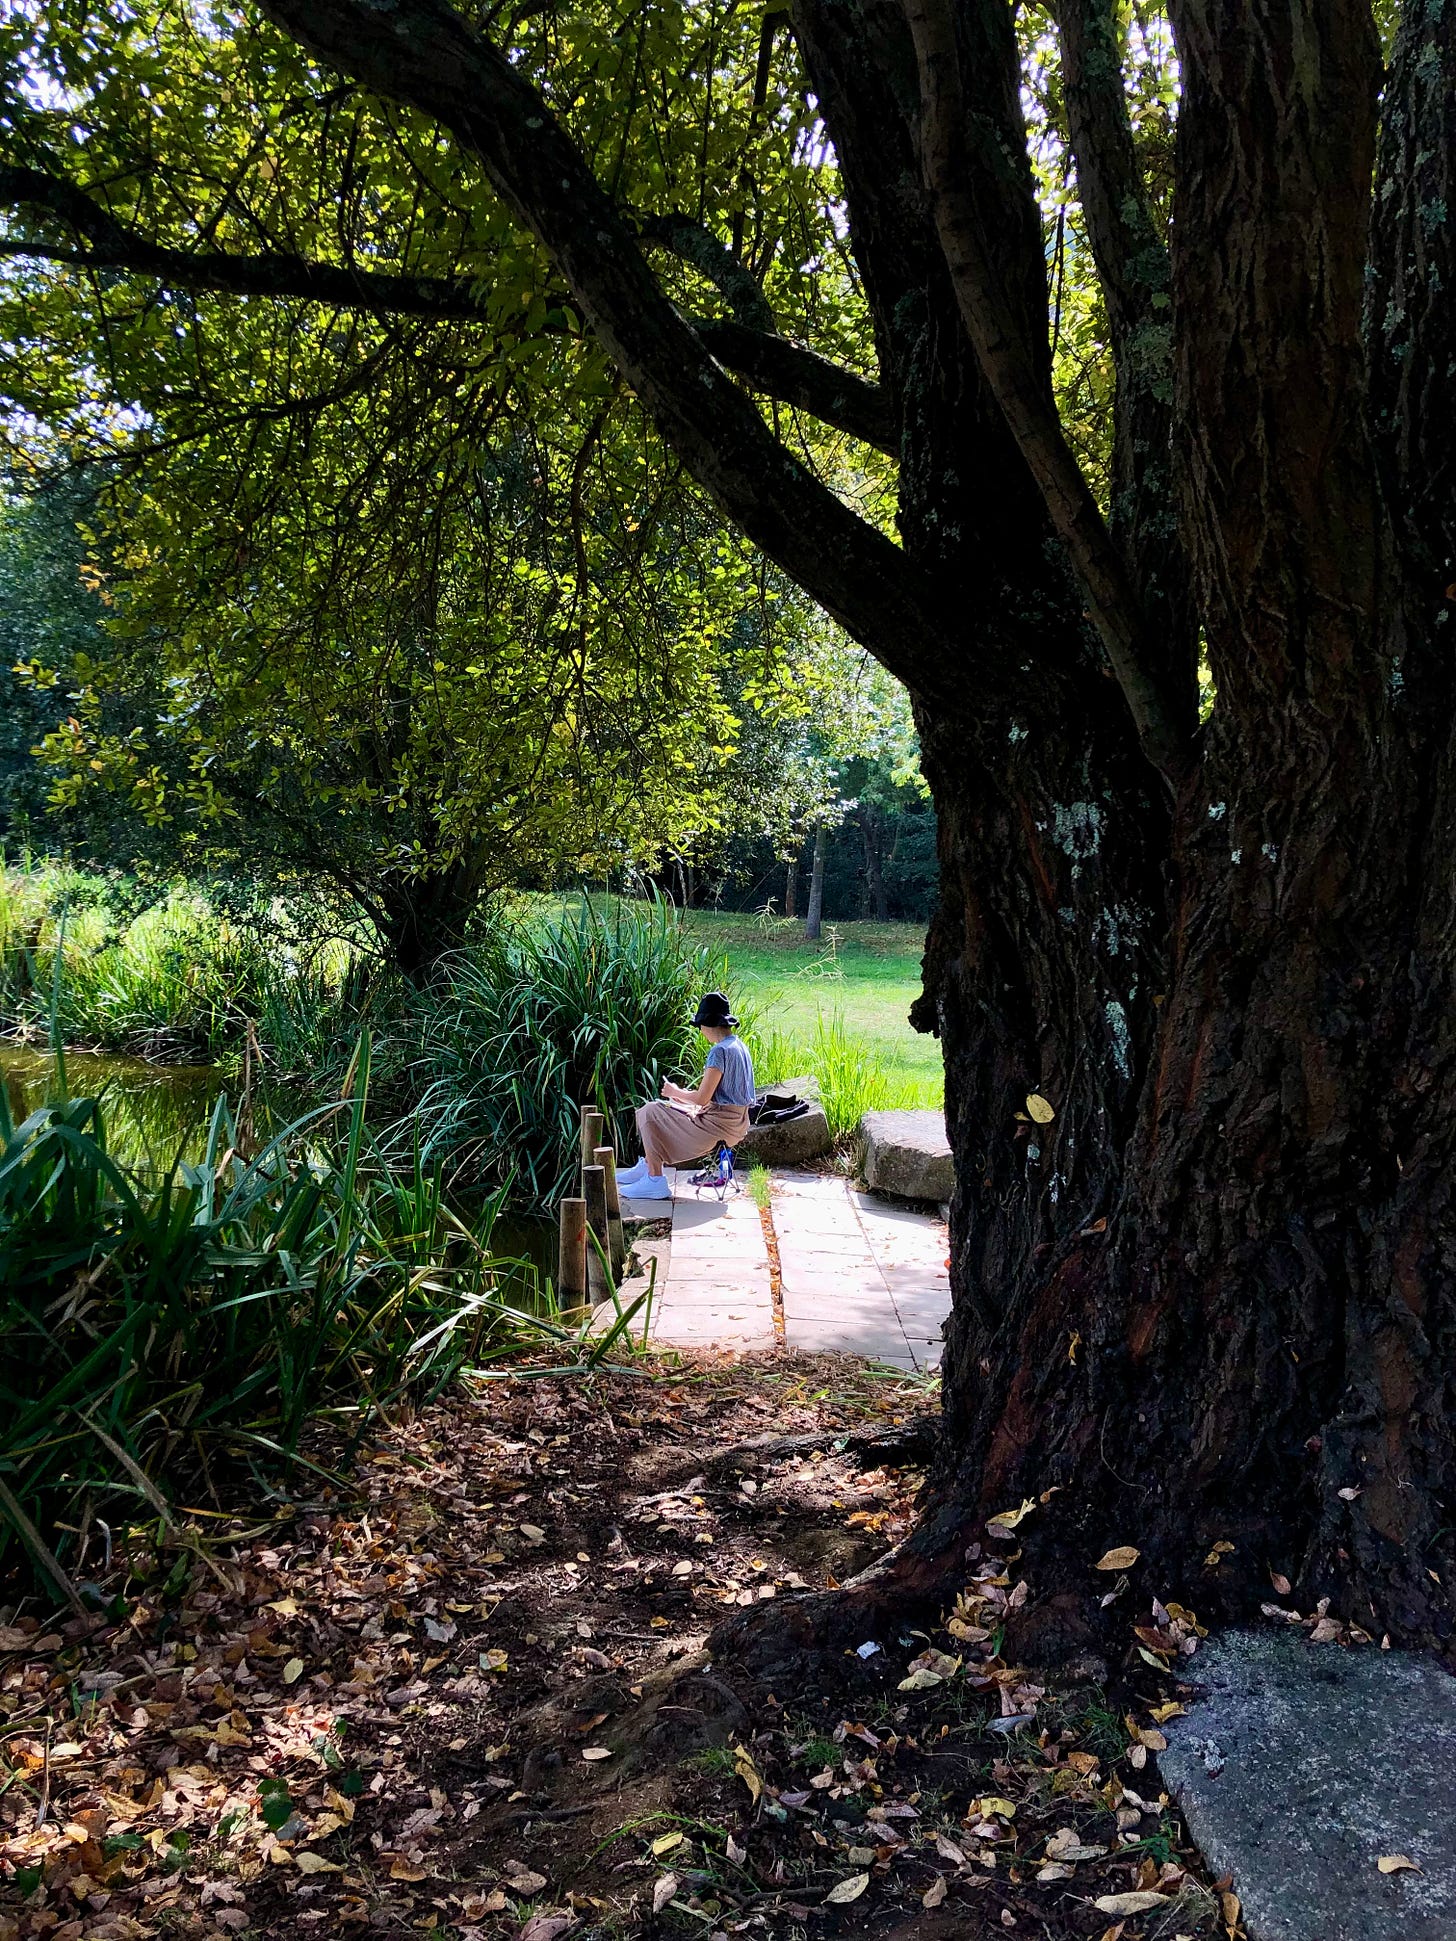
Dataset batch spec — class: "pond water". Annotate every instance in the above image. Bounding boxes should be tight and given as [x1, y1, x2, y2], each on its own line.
[0, 1042, 566, 1295]
[0, 1043, 225, 1175]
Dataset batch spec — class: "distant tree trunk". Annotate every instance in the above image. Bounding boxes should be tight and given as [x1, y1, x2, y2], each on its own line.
[860, 808, 888, 920]
[784, 848, 798, 920]
[372, 861, 482, 984]
[803, 824, 826, 941]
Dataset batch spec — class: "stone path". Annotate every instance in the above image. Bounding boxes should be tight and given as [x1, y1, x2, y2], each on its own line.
[619, 1167, 950, 1371]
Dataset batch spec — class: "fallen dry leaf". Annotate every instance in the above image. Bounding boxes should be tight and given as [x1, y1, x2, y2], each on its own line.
[825, 1872, 869, 1904]
[898, 1667, 943, 1691]
[1046, 1827, 1106, 1861]
[1025, 1093, 1056, 1124]
[650, 1831, 684, 1857]
[517, 1916, 575, 1941]
[733, 1744, 763, 1804]
[652, 1872, 679, 1914]
[987, 1497, 1037, 1531]
[1094, 1546, 1141, 1572]
[580, 1746, 612, 1762]
[293, 1851, 342, 1876]
[1093, 1890, 1169, 1914]
[504, 1862, 548, 1894]
[1377, 1854, 1421, 1875]
[922, 1875, 948, 1908]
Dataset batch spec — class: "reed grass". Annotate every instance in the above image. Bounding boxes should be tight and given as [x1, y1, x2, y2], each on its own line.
[750, 1008, 917, 1137]
[0, 865, 360, 1078]
[0, 1037, 650, 1603]
[403, 894, 726, 1202]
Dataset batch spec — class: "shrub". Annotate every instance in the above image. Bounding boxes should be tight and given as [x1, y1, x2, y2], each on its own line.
[0, 1041, 588, 1601]
[404, 895, 726, 1202]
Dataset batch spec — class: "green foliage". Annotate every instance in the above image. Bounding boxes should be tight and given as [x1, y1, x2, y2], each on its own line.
[0, 478, 106, 846]
[0, 0, 905, 957]
[753, 1010, 897, 1138]
[405, 896, 725, 1202]
[0, 865, 360, 1073]
[0, 1043, 602, 1597]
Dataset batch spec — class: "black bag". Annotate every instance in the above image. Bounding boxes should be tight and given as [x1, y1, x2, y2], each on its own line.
[748, 1089, 811, 1128]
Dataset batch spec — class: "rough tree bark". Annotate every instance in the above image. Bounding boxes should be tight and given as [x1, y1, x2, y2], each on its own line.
[20, 0, 1453, 1649]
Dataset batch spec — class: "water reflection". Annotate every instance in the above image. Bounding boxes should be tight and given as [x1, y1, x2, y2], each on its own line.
[0, 1044, 223, 1177]
[0, 1046, 570, 1303]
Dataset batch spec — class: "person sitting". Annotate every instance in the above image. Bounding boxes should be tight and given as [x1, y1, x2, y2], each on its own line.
[616, 992, 755, 1201]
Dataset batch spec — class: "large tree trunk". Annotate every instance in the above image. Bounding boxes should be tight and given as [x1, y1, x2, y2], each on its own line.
[372, 861, 483, 984]
[860, 808, 888, 921]
[904, 0, 1452, 1653]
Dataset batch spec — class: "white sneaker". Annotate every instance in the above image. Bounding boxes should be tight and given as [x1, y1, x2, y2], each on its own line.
[616, 1159, 648, 1185]
[627, 1173, 672, 1200]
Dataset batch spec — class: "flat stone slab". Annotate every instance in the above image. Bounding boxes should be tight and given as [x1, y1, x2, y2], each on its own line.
[859, 1108, 953, 1204]
[1159, 1628, 1456, 1941]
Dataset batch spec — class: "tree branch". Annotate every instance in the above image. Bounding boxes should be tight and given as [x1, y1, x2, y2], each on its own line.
[0, 164, 896, 455]
[692, 319, 894, 451]
[1053, 0, 1164, 353]
[900, 0, 1192, 783]
[1054, 0, 1195, 725]
[241, 0, 951, 696]
[635, 211, 776, 333]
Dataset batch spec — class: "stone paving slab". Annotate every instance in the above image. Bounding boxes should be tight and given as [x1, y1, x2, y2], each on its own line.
[773, 1170, 949, 1368]
[614, 1163, 950, 1367]
[1159, 1629, 1456, 1941]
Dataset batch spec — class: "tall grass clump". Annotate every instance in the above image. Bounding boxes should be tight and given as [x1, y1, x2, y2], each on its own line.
[751, 1009, 921, 1136]
[0, 1040, 614, 1603]
[0, 864, 369, 1080]
[406, 896, 725, 1202]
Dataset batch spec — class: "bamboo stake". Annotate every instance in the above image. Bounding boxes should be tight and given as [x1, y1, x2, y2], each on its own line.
[582, 1163, 612, 1302]
[558, 1196, 588, 1311]
[594, 1144, 627, 1278]
[579, 1106, 604, 1186]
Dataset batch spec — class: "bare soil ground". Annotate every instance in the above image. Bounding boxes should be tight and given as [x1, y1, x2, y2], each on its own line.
[0, 1355, 1226, 1941]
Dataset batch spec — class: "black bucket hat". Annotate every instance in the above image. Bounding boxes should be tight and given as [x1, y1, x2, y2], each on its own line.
[692, 990, 738, 1029]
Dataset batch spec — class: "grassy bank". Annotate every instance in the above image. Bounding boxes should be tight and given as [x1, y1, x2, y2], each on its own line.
[680, 907, 941, 1110]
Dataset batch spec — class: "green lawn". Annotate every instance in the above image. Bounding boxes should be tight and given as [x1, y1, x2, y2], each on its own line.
[682, 909, 943, 1110]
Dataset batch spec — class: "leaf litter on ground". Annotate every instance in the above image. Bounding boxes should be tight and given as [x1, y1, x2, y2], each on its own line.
[0, 1349, 1226, 1939]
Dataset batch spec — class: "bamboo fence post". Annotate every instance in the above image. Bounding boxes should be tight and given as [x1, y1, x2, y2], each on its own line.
[594, 1144, 626, 1278]
[558, 1196, 587, 1311]
[579, 1106, 604, 1186]
[582, 1163, 612, 1303]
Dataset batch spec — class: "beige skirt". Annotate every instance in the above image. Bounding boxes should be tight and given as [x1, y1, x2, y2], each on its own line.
[636, 1098, 750, 1168]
